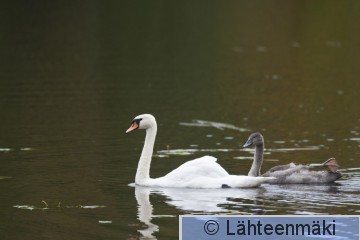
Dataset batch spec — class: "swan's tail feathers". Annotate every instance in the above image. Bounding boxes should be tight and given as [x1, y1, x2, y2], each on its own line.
[322, 158, 340, 173]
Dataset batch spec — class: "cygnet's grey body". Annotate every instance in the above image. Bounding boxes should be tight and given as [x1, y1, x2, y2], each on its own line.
[243, 132, 342, 184]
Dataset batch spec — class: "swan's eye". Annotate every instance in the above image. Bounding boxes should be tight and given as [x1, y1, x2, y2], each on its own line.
[133, 118, 142, 126]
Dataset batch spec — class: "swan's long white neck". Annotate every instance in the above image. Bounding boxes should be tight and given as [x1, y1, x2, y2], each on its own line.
[248, 142, 264, 177]
[135, 123, 157, 184]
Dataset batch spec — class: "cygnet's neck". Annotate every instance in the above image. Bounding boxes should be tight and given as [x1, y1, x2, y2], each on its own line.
[136, 124, 157, 184]
[248, 142, 264, 177]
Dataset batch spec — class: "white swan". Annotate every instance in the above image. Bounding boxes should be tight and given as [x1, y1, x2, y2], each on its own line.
[126, 114, 273, 188]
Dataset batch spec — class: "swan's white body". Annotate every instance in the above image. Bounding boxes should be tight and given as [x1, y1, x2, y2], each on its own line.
[127, 114, 272, 188]
[143, 156, 270, 188]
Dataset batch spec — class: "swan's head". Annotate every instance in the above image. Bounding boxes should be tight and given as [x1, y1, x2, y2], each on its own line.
[243, 132, 264, 148]
[126, 114, 157, 133]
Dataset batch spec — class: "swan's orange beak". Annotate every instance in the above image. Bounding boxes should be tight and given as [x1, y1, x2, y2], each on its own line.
[126, 121, 139, 133]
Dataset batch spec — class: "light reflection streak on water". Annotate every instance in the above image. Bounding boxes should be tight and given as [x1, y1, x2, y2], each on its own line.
[0, 147, 33, 152]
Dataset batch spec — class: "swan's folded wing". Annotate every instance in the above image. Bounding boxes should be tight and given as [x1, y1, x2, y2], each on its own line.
[162, 155, 229, 182]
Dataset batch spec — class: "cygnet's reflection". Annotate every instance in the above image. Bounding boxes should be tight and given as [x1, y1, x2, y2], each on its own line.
[134, 185, 266, 239]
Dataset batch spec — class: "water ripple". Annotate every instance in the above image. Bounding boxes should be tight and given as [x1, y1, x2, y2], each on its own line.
[179, 119, 249, 132]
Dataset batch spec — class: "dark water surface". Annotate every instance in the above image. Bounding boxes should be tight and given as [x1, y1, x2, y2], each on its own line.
[1, 1, 360, 239]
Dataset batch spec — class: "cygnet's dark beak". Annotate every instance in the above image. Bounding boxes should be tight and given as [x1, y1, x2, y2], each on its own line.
[243, 138, 253, 148]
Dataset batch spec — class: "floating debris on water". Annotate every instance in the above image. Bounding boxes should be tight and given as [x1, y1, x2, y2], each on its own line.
[13, 205, 36, 211]
[20, 147, 33, 151]
[293, 211, 322, 215]
[0, 148, 11, 152]
[153, 215, 176, 218]
[264, 159, 280, 162]
[153, 154, 169, 158]
[13, 202, 106, 211]
[157, 149, 196, 156]
[42, 200, 49, 209]
[233, 156, 253, 160]
[0, 147, 33, 152]
[224, 137, 234, 140]
[75, 205, 106, 209]
[99, 220, 112, 224]
[179, 120, 249, 132]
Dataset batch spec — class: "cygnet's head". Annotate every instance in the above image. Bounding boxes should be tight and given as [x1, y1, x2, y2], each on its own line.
[243, 132, 264, 148]
[126, 114, 157, 133]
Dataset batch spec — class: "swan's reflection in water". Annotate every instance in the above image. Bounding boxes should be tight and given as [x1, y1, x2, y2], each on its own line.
[135, 187, 159, 239]
[133, 186, 266, 239]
